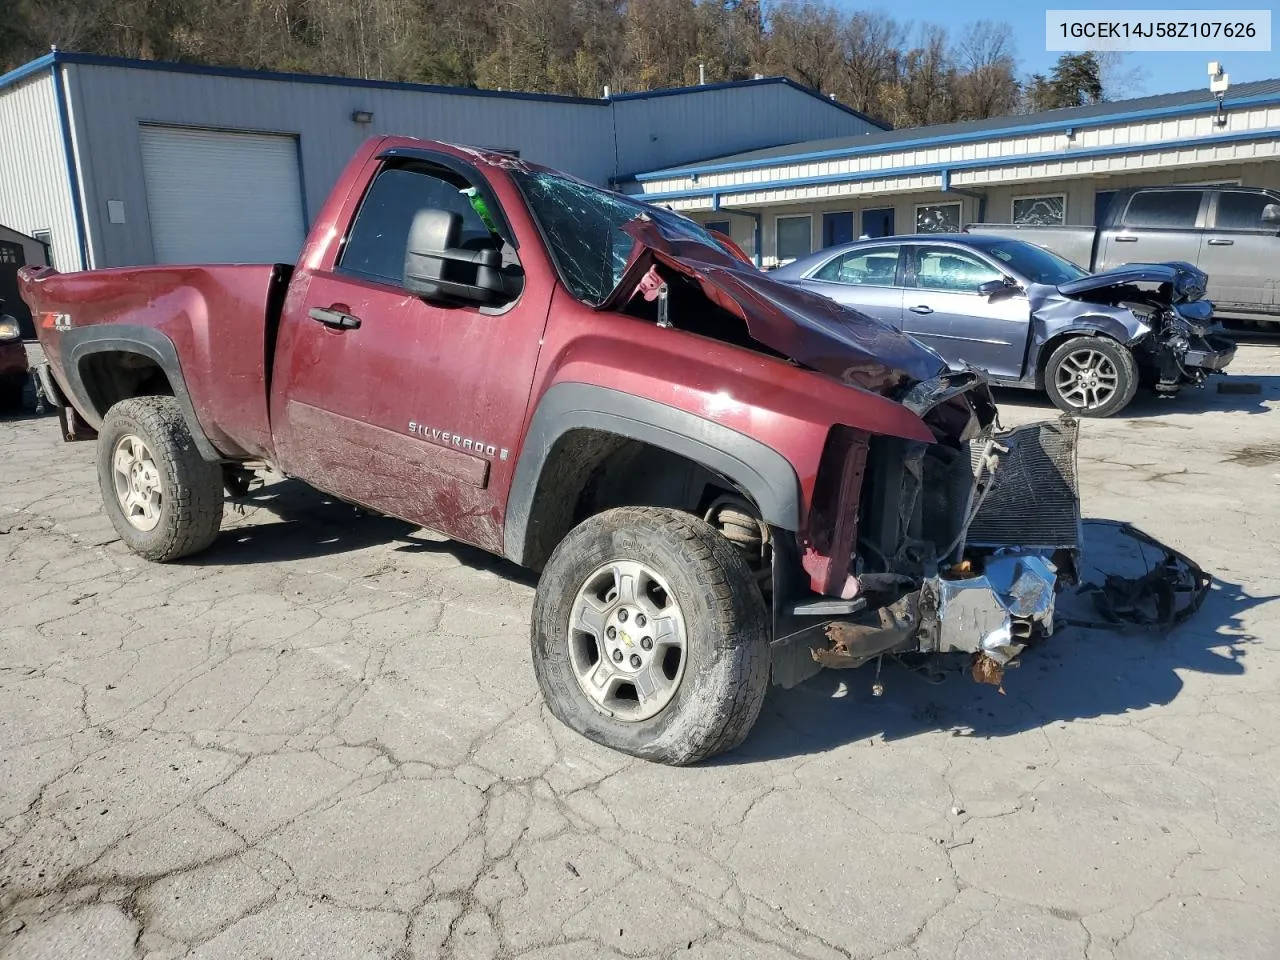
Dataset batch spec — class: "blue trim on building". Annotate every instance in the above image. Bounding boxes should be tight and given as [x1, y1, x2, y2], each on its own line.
[635, 127, 1280, 204]
[0, 53, 56, 91]
[1, 51, 888, 129]
[635, 90, 1280, 182]
[49, 61, 91, 270]
[610, 77, 889, 129]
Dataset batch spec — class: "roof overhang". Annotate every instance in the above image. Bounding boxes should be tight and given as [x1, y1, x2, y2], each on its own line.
[628, 98, 1280, 210]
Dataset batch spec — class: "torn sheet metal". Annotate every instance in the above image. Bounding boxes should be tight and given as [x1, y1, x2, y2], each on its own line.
[921, 553, 1058, 667]
[1058, 520, 1211, 632]
[811, 553, 1058, 674]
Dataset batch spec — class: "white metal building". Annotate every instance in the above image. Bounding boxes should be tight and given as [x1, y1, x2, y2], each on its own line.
[624, 79, 1280, 266]
[0, 51, 883, 272]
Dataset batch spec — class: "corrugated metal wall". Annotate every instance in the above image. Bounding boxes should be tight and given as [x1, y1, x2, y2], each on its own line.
[65, 62, 618, 267]
[0, 72, 81, 271]
[57, 61, 877, 268]
[611, 84, 878, 178]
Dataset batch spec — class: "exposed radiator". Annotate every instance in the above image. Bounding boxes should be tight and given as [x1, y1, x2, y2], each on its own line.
[966, 417, 1081, 551]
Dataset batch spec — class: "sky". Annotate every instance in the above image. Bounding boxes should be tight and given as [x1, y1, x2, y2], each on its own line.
[834, 1, 1279, 97]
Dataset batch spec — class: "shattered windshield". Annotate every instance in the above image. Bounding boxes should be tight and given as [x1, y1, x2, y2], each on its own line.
[983, 240, 1090, 286]
[512, 171, 721, 305]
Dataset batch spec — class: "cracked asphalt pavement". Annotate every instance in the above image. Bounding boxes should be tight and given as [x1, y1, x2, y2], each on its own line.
[2, 344, 1279, 960]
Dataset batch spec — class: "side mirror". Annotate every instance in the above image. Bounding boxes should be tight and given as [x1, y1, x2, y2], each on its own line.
[978, 277, 1018, 298]
[403, 208, 506, 305]
[1261, 203, 1280, 227]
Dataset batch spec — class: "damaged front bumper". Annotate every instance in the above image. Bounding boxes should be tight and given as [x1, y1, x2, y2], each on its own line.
[773, 410, 1082, 691]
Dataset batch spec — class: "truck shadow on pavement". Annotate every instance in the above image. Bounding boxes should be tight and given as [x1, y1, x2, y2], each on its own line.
[992, 374, 1280, 419]
[191, 482, 1270, 764]
[723, 570, 1269, 765]
[192, 479, 540, 586]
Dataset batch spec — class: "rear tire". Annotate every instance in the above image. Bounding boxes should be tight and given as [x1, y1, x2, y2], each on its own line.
[1044, 335, 1138, 418]
[531, 506, 770, 765]
[97, 396, 224, 561]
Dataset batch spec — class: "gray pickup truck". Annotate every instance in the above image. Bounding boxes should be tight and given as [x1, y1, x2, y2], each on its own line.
[968, 185, 1280, 327]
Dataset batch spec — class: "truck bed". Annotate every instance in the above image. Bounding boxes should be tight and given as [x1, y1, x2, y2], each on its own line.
[964, 223, 1097, 272]
[18, 263, 287, 461]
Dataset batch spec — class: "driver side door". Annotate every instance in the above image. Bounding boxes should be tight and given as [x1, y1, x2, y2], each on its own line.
[269, 157, 554, 553]
[901, 244, 1031, 381]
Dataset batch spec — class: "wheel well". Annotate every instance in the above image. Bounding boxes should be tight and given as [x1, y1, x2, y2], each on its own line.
[1035, 330, 1117, 389]
[519, 428, 755, 572]
[78, 351, 174, 418]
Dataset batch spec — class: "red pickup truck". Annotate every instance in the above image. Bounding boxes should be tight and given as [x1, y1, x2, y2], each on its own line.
[22, 137, 1082, 764]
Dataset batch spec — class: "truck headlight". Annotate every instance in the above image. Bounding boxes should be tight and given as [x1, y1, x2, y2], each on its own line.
[0, 316, 21, 342]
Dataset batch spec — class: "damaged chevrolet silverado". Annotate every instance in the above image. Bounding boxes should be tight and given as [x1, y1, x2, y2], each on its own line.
[23, 137, 1084, 764]
[773, 234, 1236, 418]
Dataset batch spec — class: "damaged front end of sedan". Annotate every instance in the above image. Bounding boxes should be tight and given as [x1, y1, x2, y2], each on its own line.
[1041, 262, 1236, 397]
[772, 379, 1084, 694]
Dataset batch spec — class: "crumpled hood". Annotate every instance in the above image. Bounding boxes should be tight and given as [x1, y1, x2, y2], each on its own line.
[598, 218, 949, 395]
[1057, 261, 1207, 303]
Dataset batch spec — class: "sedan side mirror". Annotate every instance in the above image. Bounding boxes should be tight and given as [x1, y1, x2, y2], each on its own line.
[978, 277, 1019, 298]
[403, 208, 506, 305]
[1262, 203, 1280, 228]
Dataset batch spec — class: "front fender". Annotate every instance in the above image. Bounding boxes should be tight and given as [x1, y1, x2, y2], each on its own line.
[504, 382, 803, 566]
[1031, 303, 1150, 383]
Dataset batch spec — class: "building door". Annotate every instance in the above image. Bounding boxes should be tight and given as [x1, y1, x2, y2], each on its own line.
[139, 125, 307, 265]
[0, 240, 33, 339]
[822, 212, 853, 247]
[861, 208, 895, 238]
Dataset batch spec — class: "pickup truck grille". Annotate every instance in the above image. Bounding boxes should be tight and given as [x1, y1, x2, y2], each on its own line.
[966, 418, 1081, 552]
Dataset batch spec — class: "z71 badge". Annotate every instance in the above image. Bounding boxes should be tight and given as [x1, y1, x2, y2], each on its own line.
[408, 421, 509, 461]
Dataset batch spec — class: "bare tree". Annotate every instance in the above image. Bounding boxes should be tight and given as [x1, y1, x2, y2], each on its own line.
[953, 20, 1018, 119]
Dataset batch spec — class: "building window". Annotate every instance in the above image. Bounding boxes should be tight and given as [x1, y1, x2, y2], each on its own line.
[705, 220, 731, 236]
[1012, 195, 1066, 226]
[915, 202, 961, 234]
[775, 216, 812, 262]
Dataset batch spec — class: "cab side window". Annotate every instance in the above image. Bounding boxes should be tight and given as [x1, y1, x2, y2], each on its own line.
[338, 163, 500, 288]
[813, 246, 900, 286]
[1122, 190, 1203, 229]
[1214, 191, 1275, 232]
[910, 247, 1002, 293]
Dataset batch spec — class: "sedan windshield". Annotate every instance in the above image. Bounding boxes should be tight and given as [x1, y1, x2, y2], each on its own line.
[982, 240, 1090, 285]
[511, 170, 722, 305]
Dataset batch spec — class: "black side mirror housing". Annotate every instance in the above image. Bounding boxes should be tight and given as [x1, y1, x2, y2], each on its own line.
[403, 208, 506, 305]
[1261, 203, 1280, 228]
[978, 277, 1019, 298]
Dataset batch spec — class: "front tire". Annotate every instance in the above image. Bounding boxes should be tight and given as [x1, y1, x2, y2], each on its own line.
[531, 506, 770, 765]
[1044, 335, 1138, 418]
[97, 396, 224, 561]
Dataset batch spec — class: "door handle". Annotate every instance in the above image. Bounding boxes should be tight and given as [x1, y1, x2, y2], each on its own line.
[308, 306, 361, 330]
[1113, 236, 1139, 242]
[1207, 238, 1234, 246]
[909, 305, 934, 315]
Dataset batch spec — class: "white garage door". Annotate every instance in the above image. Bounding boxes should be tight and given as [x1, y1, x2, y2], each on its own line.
[139, 125, 307, 265]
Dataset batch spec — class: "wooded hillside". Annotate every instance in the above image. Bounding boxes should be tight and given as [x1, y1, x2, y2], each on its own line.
[2, 0, 1125, 128]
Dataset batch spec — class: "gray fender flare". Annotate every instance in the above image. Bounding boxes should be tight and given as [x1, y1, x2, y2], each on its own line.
[503, 383, 802, 566]
[60, 324, 222, 462]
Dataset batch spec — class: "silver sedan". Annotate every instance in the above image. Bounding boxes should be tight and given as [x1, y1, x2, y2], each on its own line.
[770, 234, 1234, 417]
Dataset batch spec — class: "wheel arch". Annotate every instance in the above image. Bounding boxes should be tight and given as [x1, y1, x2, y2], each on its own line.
[61, 325, 220, 462]
[1034, 320, 1134, 389]
[504, 383, 802, 571]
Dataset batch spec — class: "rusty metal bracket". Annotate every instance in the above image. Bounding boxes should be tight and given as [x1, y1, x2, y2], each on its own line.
[811, 594, 919, 669]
